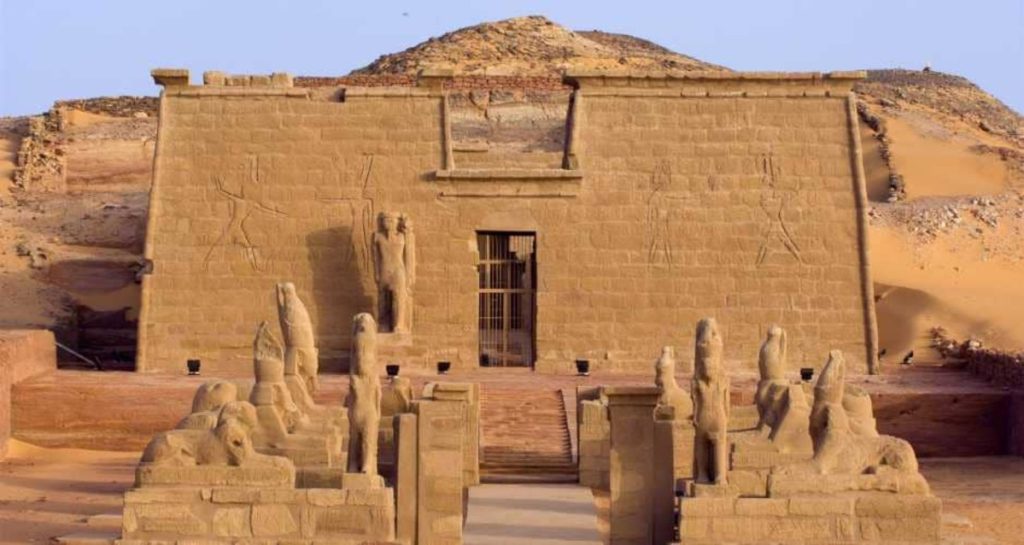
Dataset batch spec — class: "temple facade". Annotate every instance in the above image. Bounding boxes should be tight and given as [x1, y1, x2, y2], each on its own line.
[137, 68, 877, 375]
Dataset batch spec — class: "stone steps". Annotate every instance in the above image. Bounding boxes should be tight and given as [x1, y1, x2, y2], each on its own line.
[478, 386, 576, 481]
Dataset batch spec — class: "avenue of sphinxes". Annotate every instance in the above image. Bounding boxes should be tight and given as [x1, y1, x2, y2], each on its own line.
[1, 12, 1024, 545]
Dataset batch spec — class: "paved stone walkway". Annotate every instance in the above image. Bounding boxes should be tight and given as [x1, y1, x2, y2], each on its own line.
[464, 484, 602, 545]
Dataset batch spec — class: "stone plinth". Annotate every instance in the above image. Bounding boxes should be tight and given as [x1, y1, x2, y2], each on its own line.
[425, 381, 481, 486]
[678, 493, 941, 544]
[415, 398, 466, 545]
[578, 397, 610, 489]
[606, 386, 659, 545]
[121, 485, 396, 544]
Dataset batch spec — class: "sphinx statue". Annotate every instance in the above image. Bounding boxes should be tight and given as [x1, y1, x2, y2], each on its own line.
[348, 313, 382, 474]
[177, 380, 239, 430]
[691, 318, 730, 485]
[654, 346, 693, 421]
[142, 400, 283, 468]
[276, 282, 319, 412]
[772, 350, 929, 495]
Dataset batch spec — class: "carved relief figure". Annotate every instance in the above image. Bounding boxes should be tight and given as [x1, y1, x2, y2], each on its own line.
[276, 282, 319, 411]
[755, 325, 789, 432]
[348, 313, 382, 474]
[203, 155, 286, 272]
[373, 212, 415, 333]
[643, 161, 674, 265]
[691, 318, 730, 484]
[654, 346, 693, 421]
[755, 154, 803, 266]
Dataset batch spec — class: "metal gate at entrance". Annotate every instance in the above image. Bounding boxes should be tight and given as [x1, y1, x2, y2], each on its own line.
[477, 232, 536, 367]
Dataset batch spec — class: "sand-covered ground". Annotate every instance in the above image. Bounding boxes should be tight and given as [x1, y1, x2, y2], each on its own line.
[0, 440, 135, 544]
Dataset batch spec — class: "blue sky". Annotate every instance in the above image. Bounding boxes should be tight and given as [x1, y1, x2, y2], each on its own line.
[2, 0, 1022, 116]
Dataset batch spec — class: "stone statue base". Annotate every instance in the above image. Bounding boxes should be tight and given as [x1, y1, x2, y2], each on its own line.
[678, 492, 940, 544]
[122, 483, 396, 544]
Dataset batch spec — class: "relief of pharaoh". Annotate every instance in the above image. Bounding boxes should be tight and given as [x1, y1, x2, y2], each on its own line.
[691, 318, 730, 485]
[348, 312, 382, 474]
[372, 212, 415, 334]
[276, 282, 319, 412]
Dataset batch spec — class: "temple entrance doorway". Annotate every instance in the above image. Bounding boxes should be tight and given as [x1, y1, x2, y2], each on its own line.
[477, 232, 536, 368]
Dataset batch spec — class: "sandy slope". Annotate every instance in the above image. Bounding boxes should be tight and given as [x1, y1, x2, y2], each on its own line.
[865, 94, 1024, 359]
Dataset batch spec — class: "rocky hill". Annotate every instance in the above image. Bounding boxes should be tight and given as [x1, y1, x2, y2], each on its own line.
[353, 15, 725, 76]
[1, 15, 1022, 367]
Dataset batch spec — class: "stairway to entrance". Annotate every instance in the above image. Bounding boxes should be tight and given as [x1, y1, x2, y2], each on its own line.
[479, 386, 576, 482]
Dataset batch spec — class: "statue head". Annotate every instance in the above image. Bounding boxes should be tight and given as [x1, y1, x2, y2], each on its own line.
[694, 318, 723, 381]
[758, 325, 787, 380]
[253, 321, 285, 383]
[191, 380, 238, 414]
[814, 350, 846, 405]
[275, 282, 296, 311]
[379, 212, 400, 234]
[655, 346, 676, 390]
[214, 417, 256, 466]
[218, 400, 259, 432]
[399, 214, 413, 233]
[351, 312, 378, 377]
[275, 281, 315, 351]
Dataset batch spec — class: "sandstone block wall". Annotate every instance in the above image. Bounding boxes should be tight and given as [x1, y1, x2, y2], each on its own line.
[678, 494, 941, 544]
[138, 71, 875, 375]
[121, 485, 395, 544]
[0, 330, 56, 458]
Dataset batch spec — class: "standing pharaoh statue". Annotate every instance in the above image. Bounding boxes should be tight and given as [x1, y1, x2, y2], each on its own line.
[348, 313, 382, 475]
[372, 212, 415, 334]
[275, 282, 319, 412]
[691, 318, 730, 485]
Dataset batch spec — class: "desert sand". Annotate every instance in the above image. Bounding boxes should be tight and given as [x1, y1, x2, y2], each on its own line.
[0, 440, 136, 544]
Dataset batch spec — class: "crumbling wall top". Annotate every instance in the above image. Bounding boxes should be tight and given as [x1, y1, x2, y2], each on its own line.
[563, 69, 867, 95]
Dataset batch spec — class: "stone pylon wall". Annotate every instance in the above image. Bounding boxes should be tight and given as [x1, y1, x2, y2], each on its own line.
[138, 71, 875, 375]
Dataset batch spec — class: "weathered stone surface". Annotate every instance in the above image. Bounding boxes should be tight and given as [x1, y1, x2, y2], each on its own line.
[137, 74, 873, 375]
[347, 313, 382, 475]
[0, 330, 55, 459]
[692, 318, 730, 485]
[251, 504, 299, 536]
